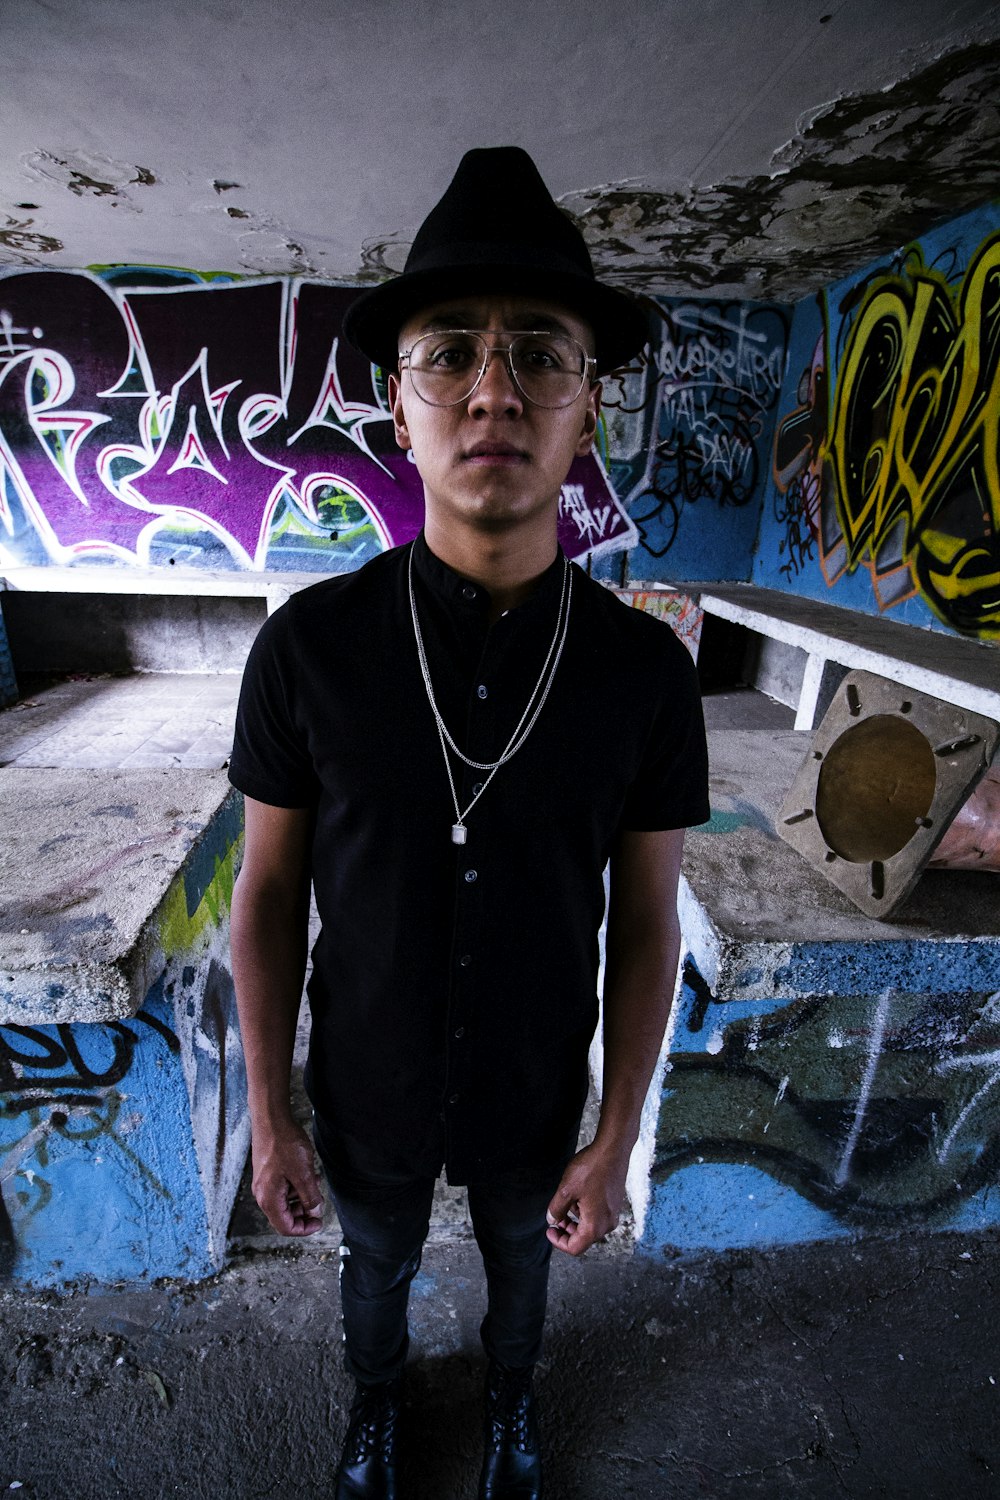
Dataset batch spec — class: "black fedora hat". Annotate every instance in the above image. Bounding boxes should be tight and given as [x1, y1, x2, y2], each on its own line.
[343, 146, 651, 377]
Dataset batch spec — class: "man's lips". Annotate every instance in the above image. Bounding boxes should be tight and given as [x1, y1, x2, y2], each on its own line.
[461, 442, 529, 464]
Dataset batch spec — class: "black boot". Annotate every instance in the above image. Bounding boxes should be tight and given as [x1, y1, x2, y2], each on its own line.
[478, 1359, 542, 1500]
[335, 1375, 402, 1499]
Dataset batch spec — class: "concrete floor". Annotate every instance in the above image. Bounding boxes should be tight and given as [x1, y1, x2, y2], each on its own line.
[0, 671, 239, 769]
[2, 1226, 998, 1499]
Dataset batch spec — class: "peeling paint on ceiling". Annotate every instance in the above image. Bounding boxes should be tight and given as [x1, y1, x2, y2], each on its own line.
[0, 218, 63, 255]
[23, 149, 157, 208]
[561, 40, 1000, 300]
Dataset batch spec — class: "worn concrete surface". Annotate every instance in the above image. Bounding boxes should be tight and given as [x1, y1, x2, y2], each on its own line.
[0, 763, 238, 1022]
[2, 1227, 998, 1499]
[8, 672, 995, 1494]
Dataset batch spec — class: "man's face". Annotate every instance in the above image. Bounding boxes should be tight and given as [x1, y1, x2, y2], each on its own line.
[388, 294, 600, 538]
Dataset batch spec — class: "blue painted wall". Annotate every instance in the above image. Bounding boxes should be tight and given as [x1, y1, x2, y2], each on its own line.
[596, 297, 790, 585]
[638, 954, 1000, 1253]
[0, 986, 212, 1283]
[0, 793, 248, 1287]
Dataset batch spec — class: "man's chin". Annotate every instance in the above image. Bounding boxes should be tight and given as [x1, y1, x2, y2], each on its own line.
[441, 485, 559, 530]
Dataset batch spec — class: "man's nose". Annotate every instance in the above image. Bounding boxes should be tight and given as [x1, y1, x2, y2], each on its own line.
[469, 348, 523, 414]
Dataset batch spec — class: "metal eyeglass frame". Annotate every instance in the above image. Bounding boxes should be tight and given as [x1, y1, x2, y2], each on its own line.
[397, 329, 597, 409]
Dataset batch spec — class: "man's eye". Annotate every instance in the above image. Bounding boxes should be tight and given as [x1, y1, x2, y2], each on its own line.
[518, 339, 570, 372]
[423, 340, 476, 370]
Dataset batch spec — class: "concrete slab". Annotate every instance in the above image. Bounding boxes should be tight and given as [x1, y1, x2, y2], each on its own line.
[2, 591, 265, 675]
[1, 566, 319, 598]
[621, 727, 1000, 1254]
[682, 729, 1000, 999]
[690, 583, 1000, 723]
[0, 767, 241, 1023]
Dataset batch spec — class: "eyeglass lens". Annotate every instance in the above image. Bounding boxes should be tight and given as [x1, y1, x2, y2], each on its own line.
[406, 331, 589, 408]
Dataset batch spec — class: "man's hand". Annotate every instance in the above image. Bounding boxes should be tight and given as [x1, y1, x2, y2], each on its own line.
[545, 1140, 630, 1257]
[251, 1119, 325, 1237]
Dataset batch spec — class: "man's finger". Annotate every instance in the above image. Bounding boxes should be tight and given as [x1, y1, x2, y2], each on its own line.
[546, 1186, 580, 1224]
[287, 1173, 325, 1232]
[256, 1170, 323, 1236]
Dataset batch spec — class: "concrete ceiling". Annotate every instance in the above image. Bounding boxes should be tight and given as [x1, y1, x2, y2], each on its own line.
[3, 0, 1000, 301]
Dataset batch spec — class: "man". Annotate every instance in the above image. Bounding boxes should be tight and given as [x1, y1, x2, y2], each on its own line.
[229, 147, 709, 1500]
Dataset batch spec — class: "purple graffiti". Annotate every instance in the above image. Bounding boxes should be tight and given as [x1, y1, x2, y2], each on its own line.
[0, 270, 633, 571]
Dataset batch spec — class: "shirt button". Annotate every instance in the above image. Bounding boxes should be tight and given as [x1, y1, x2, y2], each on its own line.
[459, 954, 472, 967]
[448, 1092, 460, 1105]
[453, 1026, 465, 1039]
[464, 869, 478, 883]
[462, 585, 476, 601]
[472, 782, 484, 796]
[476, 684, 488, 700]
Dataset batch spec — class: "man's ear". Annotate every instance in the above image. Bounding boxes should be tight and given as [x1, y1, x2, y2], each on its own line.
[575, 380, 602, 457]
[388, 373, 410, 451]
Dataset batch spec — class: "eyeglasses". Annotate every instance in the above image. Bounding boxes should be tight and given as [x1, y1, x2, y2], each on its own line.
[398, 329, 596, 409]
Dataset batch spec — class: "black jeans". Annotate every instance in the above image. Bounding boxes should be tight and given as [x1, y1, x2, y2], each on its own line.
[317, 1131, 561, 1385]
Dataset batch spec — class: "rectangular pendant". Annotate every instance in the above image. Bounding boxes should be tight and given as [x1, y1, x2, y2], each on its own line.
[451, 823, 468, 845]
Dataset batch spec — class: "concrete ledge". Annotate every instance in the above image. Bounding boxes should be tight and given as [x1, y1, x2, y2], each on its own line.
[0, 768, 248, 1284]
[675, 582, 1000, 723]
[0, 768, 243, 1024]
[0, 565, 320, 598]
[0, 566, 319, 623]
[680, 729, 1000, 1000]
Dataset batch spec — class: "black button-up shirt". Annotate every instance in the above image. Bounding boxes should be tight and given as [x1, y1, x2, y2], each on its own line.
[229, 534, 709, 1184]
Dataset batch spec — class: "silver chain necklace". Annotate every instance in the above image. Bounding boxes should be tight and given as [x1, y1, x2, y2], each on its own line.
[408, 544, 573, 845]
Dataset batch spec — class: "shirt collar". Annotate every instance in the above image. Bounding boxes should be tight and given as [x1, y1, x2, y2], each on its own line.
[410, 529, 567, 620]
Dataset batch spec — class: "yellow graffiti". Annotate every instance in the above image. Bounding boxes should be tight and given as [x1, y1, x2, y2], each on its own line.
[828, 235, 1000, 638]
[157, 831, 242, 959]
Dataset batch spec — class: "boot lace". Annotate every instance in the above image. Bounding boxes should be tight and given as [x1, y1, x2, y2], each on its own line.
[486, 1366, 534, 1454]
[345, 1382, 399, 1463]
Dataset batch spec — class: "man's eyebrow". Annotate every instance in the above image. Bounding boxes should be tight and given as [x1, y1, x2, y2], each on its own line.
[510, 312, 576, 336]
[414, 314, 476, 332]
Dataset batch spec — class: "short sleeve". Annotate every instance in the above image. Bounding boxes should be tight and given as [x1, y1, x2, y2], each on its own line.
[228, 604, 321, 809]
[619, 632, 710, 831]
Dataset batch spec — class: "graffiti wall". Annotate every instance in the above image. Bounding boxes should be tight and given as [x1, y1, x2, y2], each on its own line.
[0, 267, 790, 585]
[755, 199, 1000, 642]
[10, 232, 998, 632]
[0, 267, 635, 574]
[597, 297, 789, 584]
[640, 956, 1000, 1251]
[0, 789, 247, 1286]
